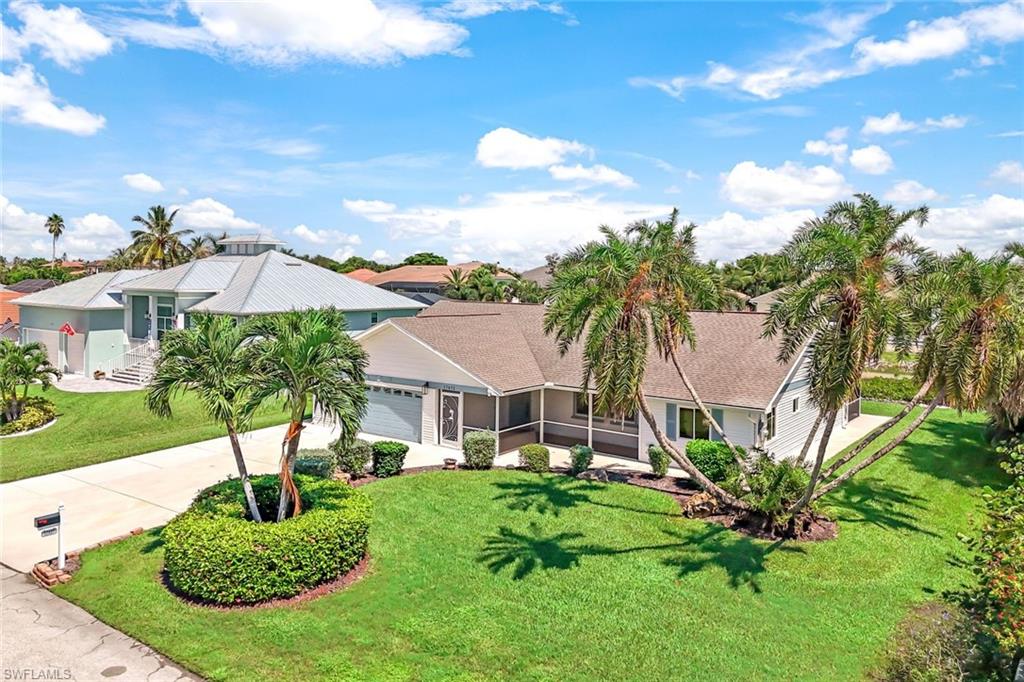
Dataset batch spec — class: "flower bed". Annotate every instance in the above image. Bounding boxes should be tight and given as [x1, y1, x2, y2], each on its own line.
[0, 397, 57, 436]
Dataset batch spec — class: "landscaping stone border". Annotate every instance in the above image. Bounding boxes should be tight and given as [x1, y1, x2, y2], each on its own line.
[0, 416, 57, 439]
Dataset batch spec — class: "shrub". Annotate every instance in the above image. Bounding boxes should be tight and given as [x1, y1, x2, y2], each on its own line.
[861, 376, 938, 403]
[874, 602, 981, 681]
[686, 439, 741, 483]
[371, 440, 409, 478]
[462, 430, 496, 470]
[519, 444, 550, 473]
[0, 398, 56, 435]
[162, 474, 371, 605]
[333, 438, 372, 478]
[569, 444, 593, 475]
[725, 454, 809, 518]
[293, 449, 335, 479]
[648, 445, 669, 478]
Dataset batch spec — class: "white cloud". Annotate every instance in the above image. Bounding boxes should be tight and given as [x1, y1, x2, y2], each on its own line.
[122, 173, 165, 193]
[476, 127, 589, 169]
[850, 145, 894, 175]
[343, 198, 397, 215]
[438, 0, 569, 20]
[0, 195, 125, 259]
[803, 139, 848, 164]
[884, 180, 941, 204]
[63, 213, 129, 258]
[720, 161, 850, 211]
[861, 111, 968, 136]
[697, 210, 816, 262]
[0, 194, 48, 257]
[110, 0, 469, 67]
[4, 0, 114, 69]
[825, 126, 848, 143]
[0, 63, 105, 135]
[249, 138, 321, 157]
[171, 197, 260, 231]
[993, 130, 1024, 138]
[290, 223, 362, 247]
[991, 160, 1024, 185]
[918, 194, 1024, 254]
[548, 163, 636, 188]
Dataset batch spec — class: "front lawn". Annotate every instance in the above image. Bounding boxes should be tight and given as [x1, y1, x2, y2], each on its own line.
[54, 404, 1006, 681]
[0, 387, 294, 482]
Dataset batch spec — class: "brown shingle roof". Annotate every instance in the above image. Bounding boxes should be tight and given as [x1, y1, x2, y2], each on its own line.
[387, 300, 799, 409]
[344, 268, 378, 282]
[366, 262, 514, 286]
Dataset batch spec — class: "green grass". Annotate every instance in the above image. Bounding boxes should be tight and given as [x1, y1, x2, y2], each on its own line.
[54, 403, 1006, 681]
[0, 387, 294, 482]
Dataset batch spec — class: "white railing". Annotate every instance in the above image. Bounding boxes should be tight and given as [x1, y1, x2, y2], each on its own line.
[98, 340, 159, 378]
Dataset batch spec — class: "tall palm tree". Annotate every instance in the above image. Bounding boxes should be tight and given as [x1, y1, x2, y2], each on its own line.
[186, 234, 215, 261]
[0, 339, 61, 422]
[130, 206, 193, 270]
[45, 214, 64, 264]
[763, 193, 929, 515]
[444, 268, 473, 299]
[146, 314, 263, 521]
[545, 212, 749, 508]
[246, 309, 369, 521]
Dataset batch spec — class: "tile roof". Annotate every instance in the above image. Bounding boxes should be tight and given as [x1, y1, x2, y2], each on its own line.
[384, 300, 800, 409]
[13, 270, 151, 310]
[344, 268, 378, 282]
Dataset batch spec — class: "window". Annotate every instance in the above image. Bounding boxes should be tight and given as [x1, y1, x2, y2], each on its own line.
[370, 312, 379, 325]
[573, 392, 589, 418]
[156, 296, 175, 339]
[792, 397, 800, 413]
[679, 408, 711, 440]
[765, 408, 777, 441]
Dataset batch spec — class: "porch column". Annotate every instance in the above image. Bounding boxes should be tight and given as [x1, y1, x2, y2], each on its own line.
[539, 389, 545, 443]
[494, 395, 500, 455]
[587, 393, 593, 448]
[147, 296, 157, 342]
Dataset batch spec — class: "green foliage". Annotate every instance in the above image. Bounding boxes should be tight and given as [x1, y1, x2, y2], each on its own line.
[402, 252, 447, 266]
[337, 255, 386, 273]
[647, 445, 670, 478]
[518, 444, 550, 473]
[462, 430, 496, 470]
[874, 602, 982, 682]
[861, 376, 937, 403]
[130, 205, 193, 270]
[333, 438, 372, 478]
[0, 338, 61, 422]
[686, 439, 741, 483]
[0, 397, 56, 435]
[726, 454, 810, 518]
[162, 475, 371, 605]
[371, 440, 409, 477]
[718, 252, 797, 298]
[0, 262, 73, 285]
[294, 449, 336, 479]
[568, 444, 593, 475]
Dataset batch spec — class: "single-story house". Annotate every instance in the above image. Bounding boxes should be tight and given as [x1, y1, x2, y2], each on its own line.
[747, 288, 782, 313]
[357, 300, 860, 463]
[15, 236, 424, 378]
[518, 264, 553, 288]
[366, 262, 516, 295]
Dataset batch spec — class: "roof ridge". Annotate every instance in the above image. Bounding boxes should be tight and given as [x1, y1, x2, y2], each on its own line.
[237, 250, 275, 314]
[83, 271, 118, 307]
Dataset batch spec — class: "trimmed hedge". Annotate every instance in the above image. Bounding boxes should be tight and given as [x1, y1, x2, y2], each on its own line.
[519, 444, 550, 473]
[568, 444, 593, 475]
[861, 376, 936, 403]
[333, 438, 372, 478]
[162, 474, 371, 605]
[686, 439, 741, 483]
[647, 445, 669, 478]
[371, 440, 408, 478]
[0, 398, 56, 436]
[294, 449, 336, 479]
[462, 430, 496, 470]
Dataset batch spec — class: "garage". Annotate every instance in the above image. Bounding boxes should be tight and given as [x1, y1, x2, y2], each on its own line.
[362, 385, 422, 442]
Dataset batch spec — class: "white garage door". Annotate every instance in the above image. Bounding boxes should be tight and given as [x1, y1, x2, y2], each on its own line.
[362, 386, 422, 442]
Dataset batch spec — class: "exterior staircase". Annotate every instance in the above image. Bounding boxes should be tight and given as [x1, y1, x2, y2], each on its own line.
[108, 355, 158, 385]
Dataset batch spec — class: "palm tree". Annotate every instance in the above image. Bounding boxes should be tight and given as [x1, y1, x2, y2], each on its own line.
[186, 234, 215, 261]
[544, 212, 749, 509]
[0, 339, 61, 422]
[763, 194, 929, 515]
[145, 314, 263, 521]
[246, 309, 369, 521]
[45, 214, 64, 264]
[104, 247, 138, 271]
[130, 206, 193, 269]
[444, 268, 473, 299]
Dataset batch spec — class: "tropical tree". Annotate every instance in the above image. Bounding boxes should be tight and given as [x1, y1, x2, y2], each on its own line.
[130, 206, 193, 269]
[246, 308, 369, 521]
[544, 211, 750, 508]
[104, 247, 138, 271]
[0, 339, 61, 422]
[45, 214, 64, 264]
[443, 268, 474, 299]
[763, 194, 929, 515]
[401, 252, 447, 266]
[145, 314, 264, 521]
[186, 234, 215, 261]
[511, 277, 546, 303]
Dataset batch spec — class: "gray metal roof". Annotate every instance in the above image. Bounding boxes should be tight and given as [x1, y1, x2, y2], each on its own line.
[121, 258, 245, 292]
[13, 270, 151, 310]
[216, 234, 284, 245]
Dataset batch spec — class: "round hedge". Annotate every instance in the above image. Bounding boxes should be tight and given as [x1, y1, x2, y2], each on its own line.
[162, 474, 371, 605]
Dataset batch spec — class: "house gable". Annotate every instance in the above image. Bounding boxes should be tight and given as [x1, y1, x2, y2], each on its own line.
[359, 322, 492, 394]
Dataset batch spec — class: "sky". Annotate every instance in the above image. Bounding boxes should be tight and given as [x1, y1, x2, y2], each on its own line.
[1, 0, 1022, 270]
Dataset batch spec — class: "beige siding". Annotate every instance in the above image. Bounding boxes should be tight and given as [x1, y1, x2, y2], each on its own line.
[639, 397, 759, 462]
[362, 324, 486, 389]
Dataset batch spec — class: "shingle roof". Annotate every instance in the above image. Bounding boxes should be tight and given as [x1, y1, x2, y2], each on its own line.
[384, 300, 799, 409]
[748, 288, 782, 312]
[13, 270, 151, 310]
[519, 265, 552, 287]
[6, 279, 58, 294]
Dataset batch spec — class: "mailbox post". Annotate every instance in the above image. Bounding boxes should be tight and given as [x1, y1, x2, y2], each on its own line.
[34, 504, 65, 569]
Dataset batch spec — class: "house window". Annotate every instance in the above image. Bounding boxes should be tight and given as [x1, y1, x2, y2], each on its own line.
[156, 297, 175, 339]
[370, 311, 379, 325]
[679, 407, 711, 440]
[792, 397, 800, 413]
[765, 408, 777, 441]
[573, 392, 589, 418]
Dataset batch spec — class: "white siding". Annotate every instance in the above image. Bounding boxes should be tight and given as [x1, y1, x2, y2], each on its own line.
[764, 348, 825, 460]
[639, 397, 759, 461]
[421, 388, 438, 445]
[361, 325, 487, 390]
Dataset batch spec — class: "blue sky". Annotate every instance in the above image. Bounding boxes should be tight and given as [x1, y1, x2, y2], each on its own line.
[2, 0, 1022, 269]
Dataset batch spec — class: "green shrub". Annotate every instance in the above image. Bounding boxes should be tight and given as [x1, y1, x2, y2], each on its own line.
[462, 430, 496, 470]
[861, 376, 937, 403]
[686, 439, 741, 483]
[0, 398, 56, 435]
[293, 449, 335, 479]
[333, 438, 372, 478]
[371, 440, 409, 478]
[568, 444, 593, 475]
[518, 444, 550, 473]
[874, 602, 982, 681]
[648, 445, 670, 477]
[725, 454, 809, 518]
[162, 474, 371, 605]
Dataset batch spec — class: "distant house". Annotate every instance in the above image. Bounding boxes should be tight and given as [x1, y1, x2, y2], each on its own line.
[0, 279, 58, 324]
[747, 289, 782, 313]
[366, 262, 515, 295]
[519, 264, 553, 288]
[344, 268, 378, 283]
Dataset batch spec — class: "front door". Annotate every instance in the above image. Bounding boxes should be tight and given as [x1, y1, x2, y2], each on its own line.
[131, 295, 148, 339]
[440, 391, 462, 447]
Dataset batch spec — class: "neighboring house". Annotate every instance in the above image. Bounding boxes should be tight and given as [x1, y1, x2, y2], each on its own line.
[356, 300, 859, 463]
[519, 264, 553, 288]
[1, 279, 58, 324]
[747, 288, 782, 313]
[16, 236, 424, 379]
[0, 318, 19, 342]
[344, 268, 378, 283]
[366, 262, 515, 294]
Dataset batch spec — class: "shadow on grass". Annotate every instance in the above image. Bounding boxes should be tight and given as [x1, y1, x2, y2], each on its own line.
[492, 475, 602, 516]
[892, 417, 1007, 490]
[824, 477, 939, 537]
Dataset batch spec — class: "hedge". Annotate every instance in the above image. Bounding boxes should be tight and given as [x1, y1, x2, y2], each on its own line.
[686, 439, 742, 483]
[568, 444, 593, 475]
[0, 398, 56, 436]
[294, 449, 336, 479]
[462, 430, 496, 469]
[371, 440, 408, 478]
[861, 376, 936, 403]
[519, 444, 550, 473]
[333, 438, 372, 478]
[162, 474, 371, 605]
[647, 445, 669, 478]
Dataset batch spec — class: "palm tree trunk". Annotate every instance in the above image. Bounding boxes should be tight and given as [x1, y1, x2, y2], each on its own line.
[811, 389, 945, 502]
[795, 410, 824, 465]
[787, 408, 838, 516]
[667, 345, 750, 482]
[819, 375, 936, 480]
[275, 419, 304, 522]
[52, 237, 56, 264]
[636, 393, 750, 511]
[226, 423, 262, 522]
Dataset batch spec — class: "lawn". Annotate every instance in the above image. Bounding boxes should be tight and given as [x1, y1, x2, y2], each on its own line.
[54, 403, 1006, 681]
[0, 387, 295, 482]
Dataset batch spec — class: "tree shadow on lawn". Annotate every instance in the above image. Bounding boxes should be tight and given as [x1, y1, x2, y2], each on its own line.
[478, 522, 803, 592]
[891, 417, 1007, 490]
[491, 475, 675, 518]
[822, 477, 939, 537]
